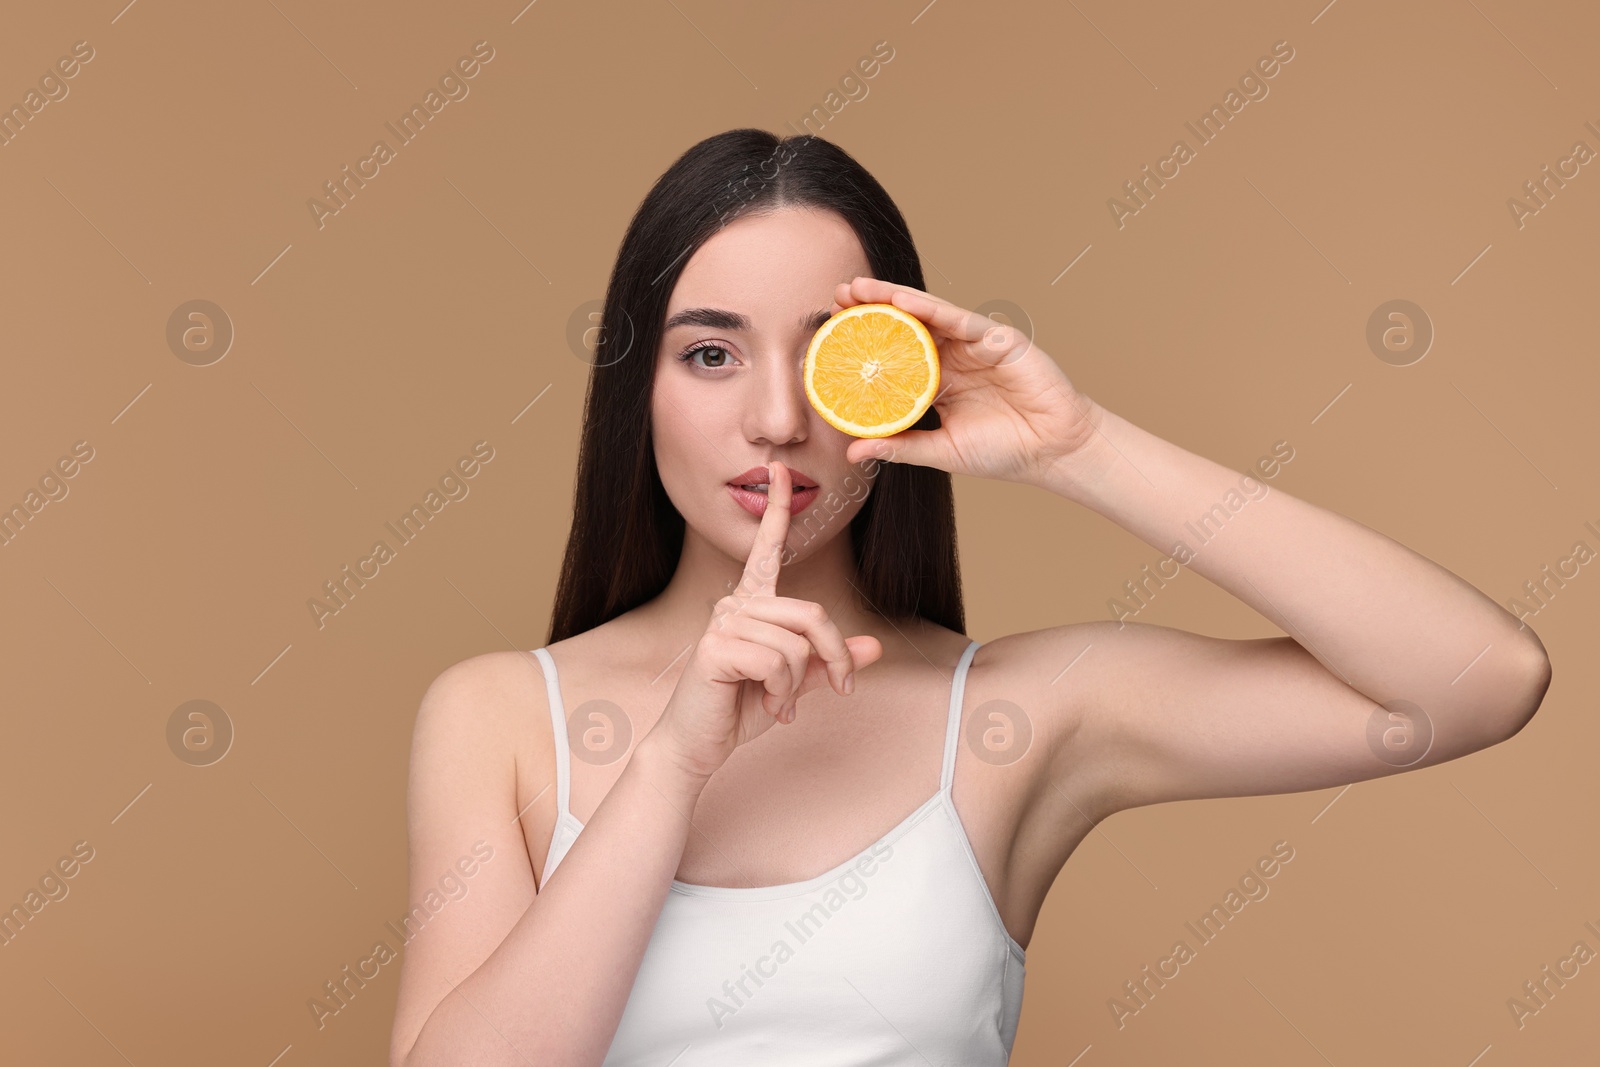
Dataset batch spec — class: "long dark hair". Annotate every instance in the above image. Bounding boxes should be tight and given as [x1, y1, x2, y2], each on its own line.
[547, 129, 963, 644]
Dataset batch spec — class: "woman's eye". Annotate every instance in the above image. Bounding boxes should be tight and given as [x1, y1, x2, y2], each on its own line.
[678, 343, 734, 369]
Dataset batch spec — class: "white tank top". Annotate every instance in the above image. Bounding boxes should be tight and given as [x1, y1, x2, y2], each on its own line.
[529, 639, 1026, 1065]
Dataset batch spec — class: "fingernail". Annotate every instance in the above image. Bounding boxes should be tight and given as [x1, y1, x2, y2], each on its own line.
[844, 673, 854, 695]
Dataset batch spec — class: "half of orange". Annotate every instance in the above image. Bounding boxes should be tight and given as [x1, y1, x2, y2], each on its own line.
[804, 302, 940, 439]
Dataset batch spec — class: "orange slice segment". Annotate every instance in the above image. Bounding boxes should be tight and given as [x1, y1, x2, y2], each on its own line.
[804, 302, 940, 439]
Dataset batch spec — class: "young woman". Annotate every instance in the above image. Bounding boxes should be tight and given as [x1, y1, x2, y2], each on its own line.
[389, 130, 1551, 1066]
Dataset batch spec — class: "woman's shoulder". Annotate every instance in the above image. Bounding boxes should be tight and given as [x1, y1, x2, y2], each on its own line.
[419, 613, 651, 749]
[411, 647, 552, 760]
[422, 613, 636, 712]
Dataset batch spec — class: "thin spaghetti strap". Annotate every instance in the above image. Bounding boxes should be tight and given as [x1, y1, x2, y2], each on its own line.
[529, 648, 571, 820]
[940, 639, 982, 793]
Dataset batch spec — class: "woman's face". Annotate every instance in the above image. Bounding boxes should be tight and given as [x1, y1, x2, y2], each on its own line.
[651, 205, 878, 564]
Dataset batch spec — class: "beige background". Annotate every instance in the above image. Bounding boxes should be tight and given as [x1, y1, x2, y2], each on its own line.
[1, 0, 1595, 1063]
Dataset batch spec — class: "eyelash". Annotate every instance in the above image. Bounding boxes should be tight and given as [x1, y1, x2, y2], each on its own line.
[675, 341, 738, 370]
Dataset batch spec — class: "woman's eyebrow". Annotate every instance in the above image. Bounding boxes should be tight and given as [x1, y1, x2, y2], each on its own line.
[664, 307, 832, 333]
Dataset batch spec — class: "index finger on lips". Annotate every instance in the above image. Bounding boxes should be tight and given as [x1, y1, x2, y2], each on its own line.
[737, 460, 792, 599]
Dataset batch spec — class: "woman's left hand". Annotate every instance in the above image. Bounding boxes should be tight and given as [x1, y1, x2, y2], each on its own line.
[828, 277, 1101, 488]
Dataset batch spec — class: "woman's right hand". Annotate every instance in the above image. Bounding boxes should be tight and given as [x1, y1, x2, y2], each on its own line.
[648, 460, 885, 784]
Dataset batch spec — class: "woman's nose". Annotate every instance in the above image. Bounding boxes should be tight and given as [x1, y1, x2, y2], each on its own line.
[745, 353, 810, 444]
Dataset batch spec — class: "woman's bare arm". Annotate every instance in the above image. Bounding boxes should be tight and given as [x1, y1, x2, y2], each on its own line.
[1012, 402, 1550, 815]
[1046, 403, 1550, 729]
[389, 652, 707, 1067]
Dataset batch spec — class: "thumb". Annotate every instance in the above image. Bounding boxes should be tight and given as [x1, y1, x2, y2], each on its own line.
[848, 431, 929, 467]
[846, 634, 885, 672]
[798, 635, 885, 699]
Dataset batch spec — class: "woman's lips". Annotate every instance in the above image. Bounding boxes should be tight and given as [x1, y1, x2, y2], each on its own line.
[728, 465, 819, 489]
[726, 483, 821, 517]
